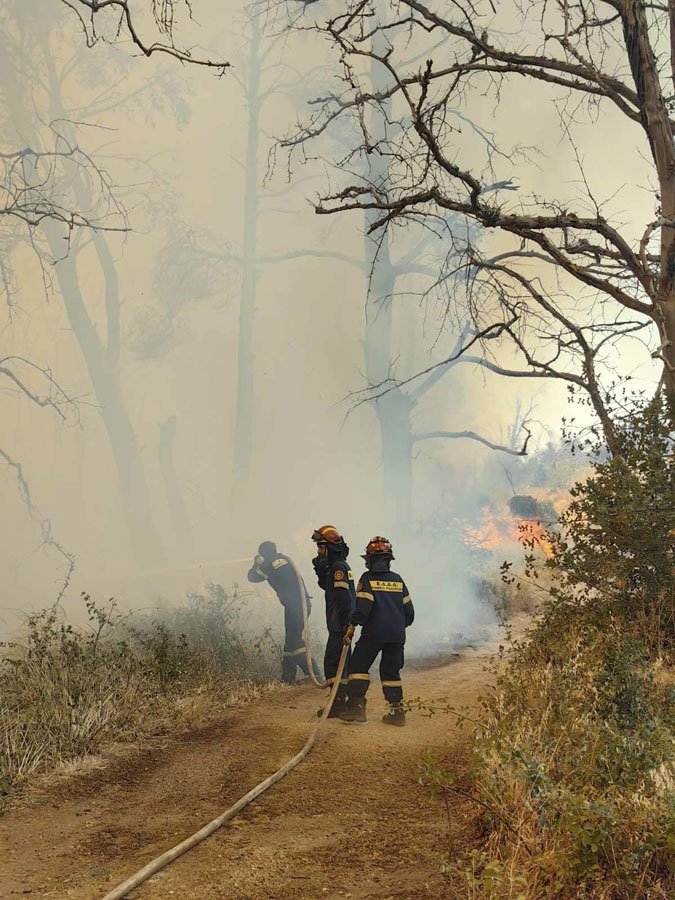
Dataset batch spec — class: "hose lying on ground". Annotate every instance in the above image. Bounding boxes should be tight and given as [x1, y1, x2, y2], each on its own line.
[100, 642, 349, 900]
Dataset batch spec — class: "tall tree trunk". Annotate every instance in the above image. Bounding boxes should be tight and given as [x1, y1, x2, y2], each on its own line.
[622, 2, 675, 417]
[158, 416, 193, 556]
[232, 17, 261, 501]
[45, 229, 163, 566]
[363, 225, 415, 534]
[362, 9, 416, 536]
[33, 30, 163, 566]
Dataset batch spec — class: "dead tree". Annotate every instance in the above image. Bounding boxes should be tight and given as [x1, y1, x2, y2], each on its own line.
[1, 0, 228, 565]
[225, 5, 364, 510]
[284, 1, 675, 450]
[279, 0, 531, 533]
[58, 0, 229, 70]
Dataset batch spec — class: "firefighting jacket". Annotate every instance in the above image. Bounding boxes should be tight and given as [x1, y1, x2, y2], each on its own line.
[351, 569, 414, 643]
[247, 554, 311, 617]
[320, 559, 356, 633]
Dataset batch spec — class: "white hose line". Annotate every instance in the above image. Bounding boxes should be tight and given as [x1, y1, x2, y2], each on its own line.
[100, 643, 350, 900]
[288, 557, 328, 688]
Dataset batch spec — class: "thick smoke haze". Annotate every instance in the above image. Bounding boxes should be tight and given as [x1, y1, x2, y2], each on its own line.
[0, 1, 658, 650]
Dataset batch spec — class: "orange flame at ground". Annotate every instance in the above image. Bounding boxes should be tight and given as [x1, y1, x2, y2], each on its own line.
[464, 506, 555, 559]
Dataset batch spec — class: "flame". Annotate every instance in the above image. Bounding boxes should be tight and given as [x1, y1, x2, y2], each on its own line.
[463, 505, 555, 559]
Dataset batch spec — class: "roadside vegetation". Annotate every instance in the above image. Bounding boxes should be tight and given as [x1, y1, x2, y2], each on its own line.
[428, 399, 675, 898]
[0, 584, 279, 808]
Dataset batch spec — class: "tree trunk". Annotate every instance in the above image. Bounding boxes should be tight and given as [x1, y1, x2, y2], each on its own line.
[46, 231, 163, 566]
[231, 17, 261, 501]
[158, 416, 194, 556]
[363, 223, 415, 534]
[622, 2, 675, 417]
[32, 29, 163, 566]
[661, 298, 675, 417]
[362, 10, 416, 536]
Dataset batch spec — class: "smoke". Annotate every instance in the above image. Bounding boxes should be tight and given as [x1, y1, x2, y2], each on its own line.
[0, 0, 634, 650]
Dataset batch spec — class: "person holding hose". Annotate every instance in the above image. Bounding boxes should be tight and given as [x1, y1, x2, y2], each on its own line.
[340, 536, 414, 727]
[247, 541, 321, 684]
[311, 525, 356, 717]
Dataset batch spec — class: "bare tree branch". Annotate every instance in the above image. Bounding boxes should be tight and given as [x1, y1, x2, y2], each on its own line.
[0, 448, 76, 606]
[284, 0, 675, 437]
[59, 0, 229, 72]
[413, 424, 531, 457]
[0, 356, 79, 421]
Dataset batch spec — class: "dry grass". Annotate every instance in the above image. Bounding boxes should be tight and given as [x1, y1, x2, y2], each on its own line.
[0, 587, 280, 807]
[433, 623, 675, 899]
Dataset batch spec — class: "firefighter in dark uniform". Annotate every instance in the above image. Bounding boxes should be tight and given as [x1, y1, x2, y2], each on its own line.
[341, 536, 414, 726]
[247, 541, 321, 684]
[311, 525, 356, 717]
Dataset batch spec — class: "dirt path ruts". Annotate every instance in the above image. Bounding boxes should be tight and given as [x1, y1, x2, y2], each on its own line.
[0, 647, 494, 900]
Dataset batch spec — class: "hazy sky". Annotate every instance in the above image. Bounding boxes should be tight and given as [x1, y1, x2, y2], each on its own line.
[0, 0, 658, 639]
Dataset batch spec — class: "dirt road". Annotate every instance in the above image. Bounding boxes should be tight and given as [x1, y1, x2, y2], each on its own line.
[0, 647, 494, 900]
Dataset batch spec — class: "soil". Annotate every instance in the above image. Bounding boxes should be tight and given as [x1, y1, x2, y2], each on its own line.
[0, 645, 496, 900]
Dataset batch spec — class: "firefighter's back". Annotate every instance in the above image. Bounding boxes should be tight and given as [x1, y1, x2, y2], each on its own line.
[358, 569, 411, 643]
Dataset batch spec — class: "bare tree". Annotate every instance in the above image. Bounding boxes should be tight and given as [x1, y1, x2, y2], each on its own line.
[1, 0, 227, 566]
[225, 5, 366, 505]
[0, 449, 76, 606]
[359, 2, 531, 532]
[284, 1, 675, 451]
[58, 0, 229, 71]
[0, 7, 166, 564]
[276, 0, 532, 532]
[0, 0, 229, 595]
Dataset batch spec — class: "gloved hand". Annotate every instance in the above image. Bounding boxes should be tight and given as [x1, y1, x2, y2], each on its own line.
[343, 624, 355, 646]
[312, 555, 329, 573]
[254, 555, 264, 567]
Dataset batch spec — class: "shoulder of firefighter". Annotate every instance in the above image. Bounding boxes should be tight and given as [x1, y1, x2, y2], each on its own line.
[267, 553, 305, 603]
[352, 569, 414, 642]
[330, 559, 353, 589]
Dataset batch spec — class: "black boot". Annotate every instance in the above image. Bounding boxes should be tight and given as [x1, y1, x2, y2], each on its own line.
[317, 694, 348, 719]
[382, 705, 406, 727]
[339, 697, 367, 723]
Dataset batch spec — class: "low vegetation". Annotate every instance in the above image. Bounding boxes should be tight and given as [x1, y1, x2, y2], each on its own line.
[0, 583, 279, 807]
[431, 400, 675, 898]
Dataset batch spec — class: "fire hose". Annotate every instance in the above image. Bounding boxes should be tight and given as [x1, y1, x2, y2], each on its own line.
[100, 563, 345, 900]
[289, 557, 328, 688]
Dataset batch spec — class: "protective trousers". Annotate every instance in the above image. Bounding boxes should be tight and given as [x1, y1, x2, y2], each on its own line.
[347, 636, 404, 705]
[324, 631, 350, 697]
[282, 608, 321, 683]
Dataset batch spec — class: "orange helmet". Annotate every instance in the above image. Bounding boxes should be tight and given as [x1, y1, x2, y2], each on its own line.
[311, 525, 342, 544]
[364, 536, 394, 557]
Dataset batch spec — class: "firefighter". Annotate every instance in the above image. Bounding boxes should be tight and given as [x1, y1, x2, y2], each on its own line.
[311, 525, 356, 717]
[247, 541, 321, 684]
[341, 536, 414, 727]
